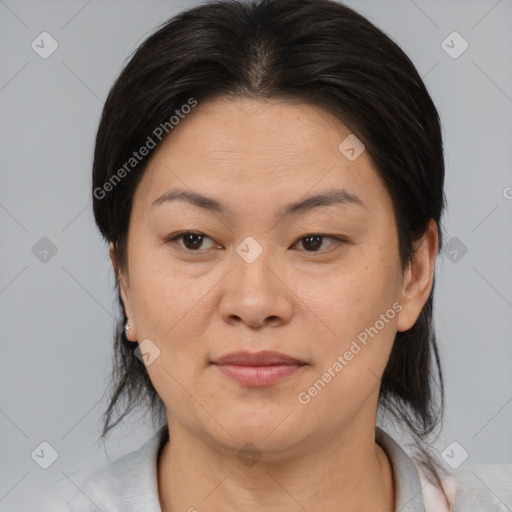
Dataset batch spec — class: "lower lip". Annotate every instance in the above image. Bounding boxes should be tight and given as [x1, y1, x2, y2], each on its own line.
[214, 364, 305, 386]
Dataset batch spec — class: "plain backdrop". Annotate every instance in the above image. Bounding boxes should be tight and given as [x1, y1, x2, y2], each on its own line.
[1, 0, 511, 510]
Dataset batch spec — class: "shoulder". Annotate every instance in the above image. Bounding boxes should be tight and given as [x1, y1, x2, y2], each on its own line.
[66, 454, 141, 511]
[66, 426, 167, 512]
[451, 463, 512, 511]
[420, 463, 512, 512]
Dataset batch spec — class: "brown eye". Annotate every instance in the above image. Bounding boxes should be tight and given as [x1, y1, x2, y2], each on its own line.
[182, 232, 205, 250]
[301, 235, 324, 251]
[294, 234, 344, 253]
[165, 231, 218, 251]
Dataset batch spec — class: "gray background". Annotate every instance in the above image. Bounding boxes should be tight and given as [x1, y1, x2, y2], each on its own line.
[1, 0, 511, 510]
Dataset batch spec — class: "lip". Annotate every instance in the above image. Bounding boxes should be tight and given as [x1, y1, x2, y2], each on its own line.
[212, 350, 307, 387]
[213, 350, 305, 366]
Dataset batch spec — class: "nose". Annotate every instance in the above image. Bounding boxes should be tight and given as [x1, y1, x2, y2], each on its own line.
[218, 245, 294, 330]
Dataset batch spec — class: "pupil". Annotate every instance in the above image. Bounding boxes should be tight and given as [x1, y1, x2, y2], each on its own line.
[184, 233, 203, 249]
[303, 235, 322, 251]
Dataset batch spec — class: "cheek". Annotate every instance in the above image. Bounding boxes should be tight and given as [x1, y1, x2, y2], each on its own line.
[292, 256, 400, 410]
[295, 256, 400, 343]
[296, 293, 397, 428]
[130, 259, 210, 339]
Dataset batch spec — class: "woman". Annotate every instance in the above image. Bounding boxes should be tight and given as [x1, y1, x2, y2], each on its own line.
[68, 0, 512, 510]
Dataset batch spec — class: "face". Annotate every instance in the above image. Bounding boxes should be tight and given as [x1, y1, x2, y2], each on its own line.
[112, 97, 436, 456]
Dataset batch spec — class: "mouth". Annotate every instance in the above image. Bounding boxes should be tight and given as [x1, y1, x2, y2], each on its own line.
[211, 350, 307, 387]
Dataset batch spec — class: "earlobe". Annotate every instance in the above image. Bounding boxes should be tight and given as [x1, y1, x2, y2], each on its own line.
[396, 219, 438, 332]
[109, 242, 137, 340]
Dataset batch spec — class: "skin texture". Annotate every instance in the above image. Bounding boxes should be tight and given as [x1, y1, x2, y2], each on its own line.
[110, 97, 438, 511]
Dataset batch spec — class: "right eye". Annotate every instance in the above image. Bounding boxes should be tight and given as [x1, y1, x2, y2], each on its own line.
[164, 231, 220, 252]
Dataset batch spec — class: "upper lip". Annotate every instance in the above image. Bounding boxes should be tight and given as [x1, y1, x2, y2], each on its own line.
[212, 350, 306, 366]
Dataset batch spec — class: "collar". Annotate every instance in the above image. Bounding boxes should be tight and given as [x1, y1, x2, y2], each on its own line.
[137, 425, 429, 512]
[376, 427, 427, 511]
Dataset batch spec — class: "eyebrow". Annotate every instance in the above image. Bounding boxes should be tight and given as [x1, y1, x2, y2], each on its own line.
[151, 186, 364, 218]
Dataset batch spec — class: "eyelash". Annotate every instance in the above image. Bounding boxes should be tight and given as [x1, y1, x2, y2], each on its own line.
[164, 230, 346, 254]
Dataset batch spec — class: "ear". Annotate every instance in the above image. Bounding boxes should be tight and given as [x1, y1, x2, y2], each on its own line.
[396, 219, 438, 332]
[109, 242, 136, 340]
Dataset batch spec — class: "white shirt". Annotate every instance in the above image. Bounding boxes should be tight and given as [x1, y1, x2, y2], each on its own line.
[65, 425, 512, 511]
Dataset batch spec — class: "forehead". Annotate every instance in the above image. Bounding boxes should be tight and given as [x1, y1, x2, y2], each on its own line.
[134, 97, 389, 215]
[150, 97, 356, 165]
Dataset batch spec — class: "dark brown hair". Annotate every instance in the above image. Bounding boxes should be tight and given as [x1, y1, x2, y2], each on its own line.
[92, 0, 447, 487]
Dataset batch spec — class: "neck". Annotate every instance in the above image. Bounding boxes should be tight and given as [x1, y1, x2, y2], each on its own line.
[157, 419, 395, 512]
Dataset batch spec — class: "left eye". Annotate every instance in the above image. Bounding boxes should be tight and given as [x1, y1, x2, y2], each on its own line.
[164, 231, 343, 253]
[293, 233, 341, 253]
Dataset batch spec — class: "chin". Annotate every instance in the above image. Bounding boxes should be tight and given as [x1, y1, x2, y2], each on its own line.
[209, 406, 306, 451]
